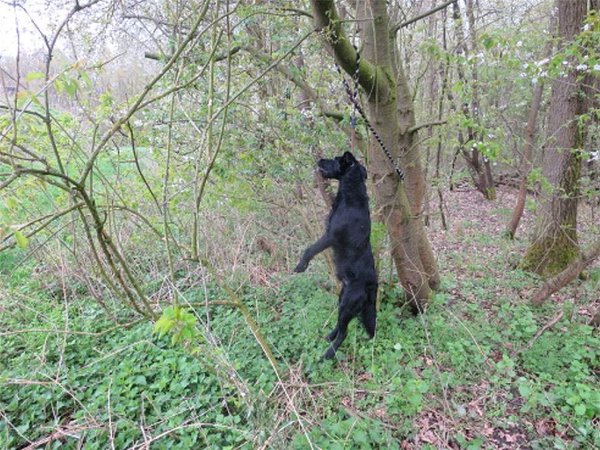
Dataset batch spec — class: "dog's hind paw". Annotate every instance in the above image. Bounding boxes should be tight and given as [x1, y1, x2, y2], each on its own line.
[294, 262, 307, 273]
[325, 330, 338, 342]
[323, 347, 336, 360]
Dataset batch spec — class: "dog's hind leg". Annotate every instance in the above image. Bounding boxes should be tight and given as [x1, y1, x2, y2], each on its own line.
[323, 290, 363, 359]
[323, 309, 351, 359]
[294, 235, 333, 273]
[360, 301, 376, 338]
[360, 285, 377, 338]
[326, 284, 346, 342]
[326, 327, 338, 342]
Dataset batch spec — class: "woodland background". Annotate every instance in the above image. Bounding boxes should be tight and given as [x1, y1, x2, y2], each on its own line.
[0, 0, 598, 448]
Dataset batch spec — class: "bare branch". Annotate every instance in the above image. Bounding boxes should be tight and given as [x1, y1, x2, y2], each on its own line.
[518, 311, 565, 355]
[408, 120, 448, 134]
[392, 0, 458, 34]
[78, 0, 215, 185]
[243, 46, 344, 121]
[0, 173, 18, 190]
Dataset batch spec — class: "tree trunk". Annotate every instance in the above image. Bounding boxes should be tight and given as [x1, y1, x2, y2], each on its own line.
[465, 0, 496, 201]
[532, 239, 600, 305]
[310, 0, 440, 309]
[506, 77, 544, 239]
[506, 22, 555, 240]
[450, 0, 496, 200]
[520, 0, 590, 277]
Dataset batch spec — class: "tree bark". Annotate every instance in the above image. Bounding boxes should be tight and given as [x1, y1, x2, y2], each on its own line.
[520, 0, 591, 276]
[506, 22, 555, 240]
[532, 239, 600, 305]
[505, 77, 544, 238]
[310, 0, 440, 309]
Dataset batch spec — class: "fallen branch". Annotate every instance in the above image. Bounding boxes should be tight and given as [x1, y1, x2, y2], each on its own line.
[22, 421, 101, 450]
[523, 310, 564, 353]
[532, 239, 600, 305]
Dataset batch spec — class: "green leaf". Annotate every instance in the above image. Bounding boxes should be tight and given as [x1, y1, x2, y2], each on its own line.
[153, 314, 174, 336]
[482, 34, 496, 50]
[574, 403, 586, 415]
[64, 79, 79, 97]
[25, 71, 44, 82]
[6, 197, 17, 210]
[518, 383, 531, 398]
[14, 230, 28, 249]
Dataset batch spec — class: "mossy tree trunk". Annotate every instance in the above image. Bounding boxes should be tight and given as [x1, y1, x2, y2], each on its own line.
[520, 0, 591, 277]
[310, 0, 440, 309]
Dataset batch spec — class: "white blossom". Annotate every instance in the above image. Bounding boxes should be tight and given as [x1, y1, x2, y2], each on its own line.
[594, 64, 600, 71]
[516, 40, 523, 47]
[536, 58, 549, 67]
[576, 64, 588, 71]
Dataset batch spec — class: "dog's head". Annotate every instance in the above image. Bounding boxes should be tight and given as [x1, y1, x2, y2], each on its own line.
[317, 151, 367, 180]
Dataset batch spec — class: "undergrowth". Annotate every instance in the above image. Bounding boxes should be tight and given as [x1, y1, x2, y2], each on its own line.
[1, 239, 598, 449]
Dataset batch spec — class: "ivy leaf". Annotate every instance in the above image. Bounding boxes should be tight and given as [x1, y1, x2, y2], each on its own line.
[14, 230, 28, 249]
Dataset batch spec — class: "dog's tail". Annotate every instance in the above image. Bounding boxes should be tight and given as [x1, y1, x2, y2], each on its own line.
[360, 285, 377, 338]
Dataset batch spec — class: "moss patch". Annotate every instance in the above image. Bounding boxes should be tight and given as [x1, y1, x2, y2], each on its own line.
[520, 233, 580, 277]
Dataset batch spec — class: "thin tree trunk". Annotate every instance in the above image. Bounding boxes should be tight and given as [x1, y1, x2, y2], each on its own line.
[465, 0, 496, 200]
[450, 0, 496, 200]
[506, 81, 545, 239]
[506, 23, 555, 239]
[422, 0, 440, 227]
[435, 11, 450, 231]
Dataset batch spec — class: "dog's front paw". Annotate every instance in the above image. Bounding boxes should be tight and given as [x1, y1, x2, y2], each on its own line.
[294, 261, 307, 273]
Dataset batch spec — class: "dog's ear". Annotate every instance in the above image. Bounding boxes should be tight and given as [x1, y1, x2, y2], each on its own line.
[342, 151, 357, 164]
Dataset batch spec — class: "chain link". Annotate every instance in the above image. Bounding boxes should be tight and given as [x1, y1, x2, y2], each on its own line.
[336, 45, 405, 181]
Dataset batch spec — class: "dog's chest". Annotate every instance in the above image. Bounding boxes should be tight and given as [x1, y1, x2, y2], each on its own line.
[327, 203, 369, 240]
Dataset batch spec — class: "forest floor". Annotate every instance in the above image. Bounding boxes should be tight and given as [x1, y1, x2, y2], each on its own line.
[429, 186, 598, 320]
[0, 187, 598, 449]
[404, 187, 599, 449]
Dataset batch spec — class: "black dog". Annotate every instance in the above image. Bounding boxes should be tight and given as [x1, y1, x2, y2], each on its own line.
[295, 151, 377, 359]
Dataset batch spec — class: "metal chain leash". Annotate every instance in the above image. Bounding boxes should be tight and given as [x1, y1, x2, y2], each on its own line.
[336, 45, 405, 181]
